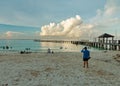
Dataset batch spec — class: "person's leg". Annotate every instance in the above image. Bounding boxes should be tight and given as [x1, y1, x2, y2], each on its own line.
[86, 61, 88, 68]
[85, 61, 87, 68]
[83, 61, 85, 68]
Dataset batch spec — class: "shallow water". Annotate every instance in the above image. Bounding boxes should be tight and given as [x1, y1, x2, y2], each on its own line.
[0, 39, 100, 53]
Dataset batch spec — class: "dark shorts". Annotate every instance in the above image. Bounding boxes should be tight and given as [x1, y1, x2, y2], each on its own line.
[83, 58, 89, 61]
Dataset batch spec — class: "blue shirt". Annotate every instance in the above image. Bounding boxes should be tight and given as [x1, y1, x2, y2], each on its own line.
[81, 49, 90, 59]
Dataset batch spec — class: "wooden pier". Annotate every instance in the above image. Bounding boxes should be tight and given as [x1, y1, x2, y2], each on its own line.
[34, 33, 120, 51]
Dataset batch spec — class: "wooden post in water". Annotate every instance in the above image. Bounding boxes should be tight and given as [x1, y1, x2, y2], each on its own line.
[106, 38, 108, 50]
[109, 40, 111, 50]
[118, 45, 120, 51]
[118, 40, 120, 50]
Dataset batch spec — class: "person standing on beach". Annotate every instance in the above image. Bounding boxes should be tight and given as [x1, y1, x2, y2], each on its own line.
[47, 48, 51, 53]
[81, 47, 90, 68]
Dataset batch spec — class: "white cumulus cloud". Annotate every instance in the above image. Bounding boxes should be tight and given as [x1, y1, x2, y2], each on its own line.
[40, 15, 94, 39]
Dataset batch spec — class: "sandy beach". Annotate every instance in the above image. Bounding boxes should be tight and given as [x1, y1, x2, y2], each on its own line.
[0, 51, 120, 86]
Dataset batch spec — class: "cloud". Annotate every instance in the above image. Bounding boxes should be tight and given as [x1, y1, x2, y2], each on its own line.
[5, 31, 24, 38]
[40, 0, 120, 40]
[95, 0, 119, 20]
[104, 0, 120, 17]
[40, 15, 94, 39]
[89, 0, 120, 37]
[4, 31, 40, 39]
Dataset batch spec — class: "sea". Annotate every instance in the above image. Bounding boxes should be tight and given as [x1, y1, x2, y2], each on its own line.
[0, 39, 99, 53]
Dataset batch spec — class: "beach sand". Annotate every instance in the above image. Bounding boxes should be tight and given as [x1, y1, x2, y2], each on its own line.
[0, 51, 120, 86]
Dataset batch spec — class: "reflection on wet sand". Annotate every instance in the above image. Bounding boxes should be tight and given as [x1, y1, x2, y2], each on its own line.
[40, 42, 84, 52]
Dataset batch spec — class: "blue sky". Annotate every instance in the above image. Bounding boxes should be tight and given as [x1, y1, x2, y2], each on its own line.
[0, 0, 105, 26]
[0, 0, 120, 39]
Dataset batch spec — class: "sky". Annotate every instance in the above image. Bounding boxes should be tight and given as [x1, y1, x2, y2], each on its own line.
[0, 0, 120, 40]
